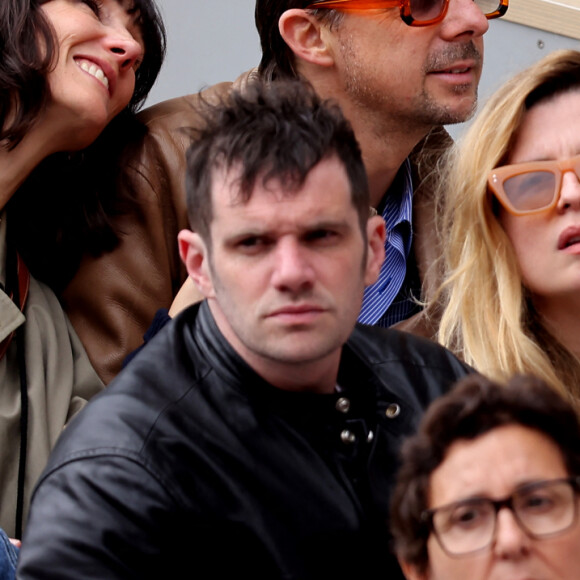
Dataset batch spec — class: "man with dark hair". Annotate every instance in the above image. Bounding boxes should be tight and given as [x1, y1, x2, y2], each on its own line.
[56, 0, 509, 384]
[17, 81, 469, 580]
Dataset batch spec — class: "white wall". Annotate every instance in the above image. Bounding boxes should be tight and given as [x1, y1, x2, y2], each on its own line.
[146, 0, 260, 105]
[147, 1, 580, 137]
[456, 18, 580, 137]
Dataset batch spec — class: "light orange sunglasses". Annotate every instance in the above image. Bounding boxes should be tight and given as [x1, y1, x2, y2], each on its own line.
[305, 0, 508, 27]
[488, 154, 580, 216]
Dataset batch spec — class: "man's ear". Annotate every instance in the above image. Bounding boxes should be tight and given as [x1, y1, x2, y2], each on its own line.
[178, 229, 215, 299]
[278, 9, 334, 68]
[364, 214, 386, 286]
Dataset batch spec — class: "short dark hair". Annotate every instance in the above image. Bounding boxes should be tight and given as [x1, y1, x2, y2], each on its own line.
[185, 79, 369, 246]
[0, 0, 165, 150]
[390, 374, 580, 574]
[255, 0, 343, 81]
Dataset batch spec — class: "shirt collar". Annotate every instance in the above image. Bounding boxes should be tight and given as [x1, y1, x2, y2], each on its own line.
[381, 158, 413, 230]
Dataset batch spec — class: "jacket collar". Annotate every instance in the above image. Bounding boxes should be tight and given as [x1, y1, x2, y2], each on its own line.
[186, 301, 378, 420]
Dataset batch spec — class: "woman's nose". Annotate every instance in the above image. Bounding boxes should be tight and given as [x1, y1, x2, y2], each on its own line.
[557, 169, 580, 211]
[492, 508, 531, 560]
[106, 32, 143, 71]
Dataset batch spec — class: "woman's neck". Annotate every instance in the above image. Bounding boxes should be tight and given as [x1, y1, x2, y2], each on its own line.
[0, 124, 55, 210]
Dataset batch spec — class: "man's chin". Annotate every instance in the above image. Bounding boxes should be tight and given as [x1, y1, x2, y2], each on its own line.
[426, 96, 478, 127]
[261, 338, 340, 367]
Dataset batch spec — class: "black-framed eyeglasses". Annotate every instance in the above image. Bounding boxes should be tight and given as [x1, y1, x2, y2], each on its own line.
[422, 477, 580, 557]
[305, 0, 508, 27]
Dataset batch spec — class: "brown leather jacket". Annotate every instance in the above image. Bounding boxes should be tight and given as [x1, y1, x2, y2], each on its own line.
[61, 71, 450, 383]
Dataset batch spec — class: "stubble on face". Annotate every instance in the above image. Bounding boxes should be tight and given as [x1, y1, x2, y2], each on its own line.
[202, 162, 373, 380]
[338, 33, 482, 132]
[421, 41, 482, 123]
[205, 238, 360, 369]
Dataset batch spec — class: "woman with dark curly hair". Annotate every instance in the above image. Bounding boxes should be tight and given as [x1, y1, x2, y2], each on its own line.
[0, 0, 164, 546]
[392, 373, 580, 580]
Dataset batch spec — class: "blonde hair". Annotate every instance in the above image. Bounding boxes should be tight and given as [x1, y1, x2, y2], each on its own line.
[436, 50, 580, 401]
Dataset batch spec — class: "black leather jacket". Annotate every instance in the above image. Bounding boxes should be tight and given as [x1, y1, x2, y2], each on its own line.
[18, 302, 470, 580]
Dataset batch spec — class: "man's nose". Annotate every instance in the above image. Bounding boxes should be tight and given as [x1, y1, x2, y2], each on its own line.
[441, 0, 490, 39]
[271, 239, 315, 293]
[492, 508, 531, 560]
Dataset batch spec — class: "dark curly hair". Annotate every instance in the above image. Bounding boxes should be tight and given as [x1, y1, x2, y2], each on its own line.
[391, 373, 580, 574]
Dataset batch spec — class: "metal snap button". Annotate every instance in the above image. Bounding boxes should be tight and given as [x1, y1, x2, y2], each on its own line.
[335, 397, 351, 414]
[340, 430, 356, 444]
[385, 403, 401, 419]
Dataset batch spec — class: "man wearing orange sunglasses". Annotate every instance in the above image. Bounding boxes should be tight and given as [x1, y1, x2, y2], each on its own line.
[59, 0, 509, 384]
[256, 0, 508, 333]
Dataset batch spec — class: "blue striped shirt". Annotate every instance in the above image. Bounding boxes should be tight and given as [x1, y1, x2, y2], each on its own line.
[358, 159, 419, 327]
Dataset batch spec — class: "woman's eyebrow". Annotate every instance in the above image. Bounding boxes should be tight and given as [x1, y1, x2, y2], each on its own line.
[117, 0, 140, 18]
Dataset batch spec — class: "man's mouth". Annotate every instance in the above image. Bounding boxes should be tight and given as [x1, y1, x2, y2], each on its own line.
[429, 59, 476, 76]
[267, 304, 326, 323]
[75, 58, 109, 91]
[437, 66, 471, 74]
[425, 40, 482, 77]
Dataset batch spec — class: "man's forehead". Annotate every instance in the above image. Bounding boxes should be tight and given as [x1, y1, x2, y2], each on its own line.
[209, 158, 355, 220]
[213, 155, 346, 192]
[214, 173, 302, 208]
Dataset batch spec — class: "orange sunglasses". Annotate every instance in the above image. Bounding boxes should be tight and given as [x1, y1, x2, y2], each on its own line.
[305, 0, 508, 27]
[488, 154, 580, 216]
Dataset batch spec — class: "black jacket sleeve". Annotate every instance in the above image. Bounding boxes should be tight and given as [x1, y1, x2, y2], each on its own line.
[17, 454, 175, 580]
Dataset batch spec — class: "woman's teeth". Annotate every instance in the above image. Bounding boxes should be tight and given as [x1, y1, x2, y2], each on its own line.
[78, 60, 109, 90]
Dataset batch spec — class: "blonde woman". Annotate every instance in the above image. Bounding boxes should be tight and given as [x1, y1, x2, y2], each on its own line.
[435, 50, 580, 401]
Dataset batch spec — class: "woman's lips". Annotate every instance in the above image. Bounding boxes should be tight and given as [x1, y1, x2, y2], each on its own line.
[558, 225, 580, 250]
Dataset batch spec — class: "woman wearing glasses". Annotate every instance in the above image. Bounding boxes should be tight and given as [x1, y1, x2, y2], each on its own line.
[432, 50, 580, 403]
[391, 373, 580, 580]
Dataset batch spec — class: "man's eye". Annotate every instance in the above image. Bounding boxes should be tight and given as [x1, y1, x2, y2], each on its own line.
[239, 237, 261, 247]
[235, 237, 271, 253]
[305, 230, 338, 243]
